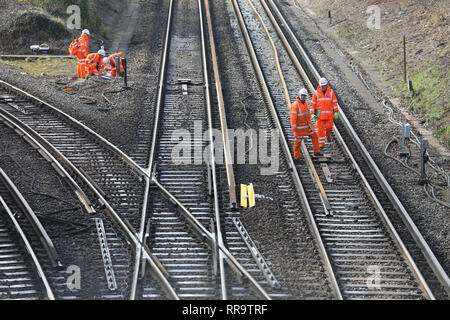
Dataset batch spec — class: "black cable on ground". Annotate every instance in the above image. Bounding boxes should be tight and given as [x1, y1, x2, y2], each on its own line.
[382, 99, 450, 187]
[385, 139, 450, 209]
[2, 153, 79, 208]
[240, 94, 254, 156]
[36, 213, 90, 235]
[384, 139, 420, 175]
[424, 184, 450, 209]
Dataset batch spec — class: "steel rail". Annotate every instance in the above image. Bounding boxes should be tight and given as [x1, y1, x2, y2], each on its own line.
[0, 151, 61, 269]
[266, 0, 448, 297]
[200, 0, 228, 299]
[0, 186, 55, 300]
[231, 0, 342, 300]
[0, 108, 178, 300]
[130, 0, 175, 300]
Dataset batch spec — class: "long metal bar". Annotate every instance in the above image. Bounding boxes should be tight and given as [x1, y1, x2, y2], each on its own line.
[266, 0, 446, 297]
[230, 0, 342, 299]
[203, 0, 237, 209]
[0, 193, 55, 300]
[200, 0, 228, 299]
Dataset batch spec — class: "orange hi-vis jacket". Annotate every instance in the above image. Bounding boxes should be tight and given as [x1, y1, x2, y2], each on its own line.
[310, 85, 338, 120]
[290, 97, 315, 136]
[76, 33, 89, 59]
[106, 53, 124, 74]
[85, 53, 103, 75]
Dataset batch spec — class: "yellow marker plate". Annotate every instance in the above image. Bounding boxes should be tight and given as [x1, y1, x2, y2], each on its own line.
[248, 183, 255, 208]
[240, 184, 248, 209]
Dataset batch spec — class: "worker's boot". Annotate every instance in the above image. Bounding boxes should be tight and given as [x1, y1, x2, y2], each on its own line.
[312, 151, 324, 158]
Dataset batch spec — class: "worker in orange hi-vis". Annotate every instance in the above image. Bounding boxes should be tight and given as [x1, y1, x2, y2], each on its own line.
[85, 49, 106, 77]
[68, 29, 89, 78]
[310, 77, 339, 148]
[290, 88, 322, 160]
[102, 52, 124, 77]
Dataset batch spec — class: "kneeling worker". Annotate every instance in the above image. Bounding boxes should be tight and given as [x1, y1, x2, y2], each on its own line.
[85, 49, 106, 77]
[290, 88, 322, 160]
[102, 52, 124, 77]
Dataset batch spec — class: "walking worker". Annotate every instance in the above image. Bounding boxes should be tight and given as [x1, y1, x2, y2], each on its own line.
[85, 49, 106, 77]
[290, 88, 322, 160]
[310, 77, 339, 147]
[68, 29, 89, 78]
[102, 52, 124, 77]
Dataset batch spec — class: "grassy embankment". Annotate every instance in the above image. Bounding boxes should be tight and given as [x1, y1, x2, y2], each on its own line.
[0, 57, 76, 76]
[396, 64, 450, 147]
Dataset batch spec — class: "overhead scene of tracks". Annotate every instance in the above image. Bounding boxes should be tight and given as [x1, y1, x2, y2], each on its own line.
[0, 0, 448, 302]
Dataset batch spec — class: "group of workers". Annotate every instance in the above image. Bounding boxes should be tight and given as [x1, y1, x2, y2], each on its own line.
[290, 77, 339, 160]
[69, 29, 124, 79]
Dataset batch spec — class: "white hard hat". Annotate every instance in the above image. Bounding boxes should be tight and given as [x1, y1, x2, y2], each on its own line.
[82, 29, 90, 35]
[319, 77, 328, 86]
[98, 49, 106, 56]
[103, 57, 110, 64]
[299, 88, 308, 96]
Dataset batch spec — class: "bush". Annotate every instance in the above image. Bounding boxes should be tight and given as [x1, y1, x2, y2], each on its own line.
[11, 11, 69, 40]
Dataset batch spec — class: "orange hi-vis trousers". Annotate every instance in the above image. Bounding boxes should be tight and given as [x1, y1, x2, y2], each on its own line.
[77, 58, 86, 78]
[293, 131, 320, 159]
[316, 118, 334, 147]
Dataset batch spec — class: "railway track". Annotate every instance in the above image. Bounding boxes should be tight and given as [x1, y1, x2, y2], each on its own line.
[0, 115, 137, 299]
[0, 80, 172, 299]
[0, 167, 54, 300]
[229, 0, 449, 299]
[0, 0, 447, 300]
[134, 0, 287, 300]
[267, 0, 450, 299]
